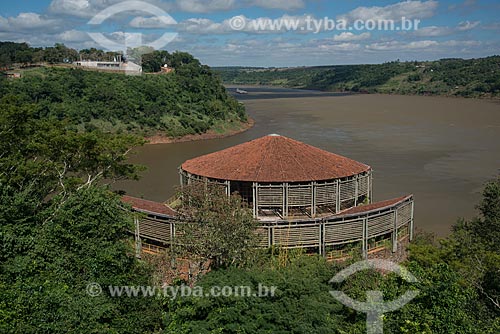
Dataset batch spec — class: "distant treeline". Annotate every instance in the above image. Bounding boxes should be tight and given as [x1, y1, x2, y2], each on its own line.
[0, 41, 121, 66]
[0, 41, 200, 75]
[0, 52, 246, 137]
[215, 56, 500, 98]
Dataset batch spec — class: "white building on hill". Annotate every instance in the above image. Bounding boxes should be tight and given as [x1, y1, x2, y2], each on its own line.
[75, 60, 142, 74]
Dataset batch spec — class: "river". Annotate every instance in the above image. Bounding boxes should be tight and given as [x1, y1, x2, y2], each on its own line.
[116, 87, 500, 236]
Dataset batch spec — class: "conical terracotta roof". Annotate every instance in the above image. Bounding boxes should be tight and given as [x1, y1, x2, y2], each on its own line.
[181, 135, 370, 183]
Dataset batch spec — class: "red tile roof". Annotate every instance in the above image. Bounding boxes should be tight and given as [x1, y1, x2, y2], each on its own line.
[337, 195, 413, 216]
[122, 196, 176, 217]
[181, 134, 371, 183]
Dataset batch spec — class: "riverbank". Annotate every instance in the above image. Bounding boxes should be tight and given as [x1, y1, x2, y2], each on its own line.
[145, 118, 255, 144]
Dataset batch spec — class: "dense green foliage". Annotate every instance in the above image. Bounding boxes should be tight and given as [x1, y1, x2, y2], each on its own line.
[216, 56, 500, 98]
[0, 65, 245, 137]
[0, 42, 128, 66]
[0, 42, 80, 66]
[141, 50, 172, 73]
[165, 256, 347, 333]
[0, 98, 163, 332]
[175, 183, 258, 268]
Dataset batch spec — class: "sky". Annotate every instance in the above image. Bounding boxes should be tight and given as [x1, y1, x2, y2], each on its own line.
[1, 0, 499, 67]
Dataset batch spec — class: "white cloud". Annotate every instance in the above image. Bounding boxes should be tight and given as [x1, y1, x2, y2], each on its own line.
[175, 0, 304, 13]
[249, 0, 305, 10]
[49, 0, 100, 18]
[176, 0, 236, 13]
[412, 20, 480, 37]
[441, 40, 481, 47]
[365, 39, 483, 53]
[482, 22, 500, 30]
[457, 20, 480, 31]
[412, 26, 453, 37]
[177, 14, 314, 35]
[340, 1, 438, 22]
[0, 12, 62, 32]
[57, 29, 90, 42]
[178, 18, 228, 34]
[318, 42, 362, 51]
[332, 32, 371, 42]
[449, 0, 479, 11]
[49, 0, 174, 18]
[129, 15, 177, 28]
[366, 40, 439, 51]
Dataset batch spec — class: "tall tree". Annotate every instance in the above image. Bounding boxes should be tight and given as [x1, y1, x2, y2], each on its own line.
[175, 183, 258, 268]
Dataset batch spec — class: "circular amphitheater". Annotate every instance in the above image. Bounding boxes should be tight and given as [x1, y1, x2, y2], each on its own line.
[180, 134, 373, 220]
[124, 134, 415, 259]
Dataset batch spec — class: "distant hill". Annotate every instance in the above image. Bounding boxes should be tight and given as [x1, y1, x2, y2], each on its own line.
[215, 56, 500, 98]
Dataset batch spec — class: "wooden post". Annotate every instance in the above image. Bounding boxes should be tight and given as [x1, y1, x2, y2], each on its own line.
[392, 210, 398, 253]
[134, 216, 142, 259]
[336, 179, 341, 213]
[354, 175, 359, 206]
[170, 222, 176, 268]
[252, 182, 258, 218]
[366, 171, 371, 203]
[319, 222, 323, 256]
[179, 169, 184, 187]
[226, 180, 231, 197]
[270, 225, 275, 247]
[311, 182, 316, 217]
[169, 221, 174, 246]
[283, 183, 288, 218]
[410, 200, 415, 241]
[362, 218, 368, 259]
[369, 170, 374, 203]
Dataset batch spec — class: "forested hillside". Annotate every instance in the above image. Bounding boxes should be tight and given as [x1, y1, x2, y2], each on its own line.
[0, 65, 245, 137]
[216, 56, 500, 98]
[0, 42, 246, 138]
[0, 92, 164, 331]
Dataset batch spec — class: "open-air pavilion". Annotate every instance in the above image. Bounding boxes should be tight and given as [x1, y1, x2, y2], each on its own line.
[180, 134, 373, 220]
[124, 134, 415, 259]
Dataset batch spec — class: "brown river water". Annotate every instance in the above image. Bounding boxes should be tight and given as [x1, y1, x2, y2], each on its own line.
[116, 87, 500, 236]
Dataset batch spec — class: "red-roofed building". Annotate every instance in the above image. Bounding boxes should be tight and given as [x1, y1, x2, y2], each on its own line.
[181, 134, 374, 219]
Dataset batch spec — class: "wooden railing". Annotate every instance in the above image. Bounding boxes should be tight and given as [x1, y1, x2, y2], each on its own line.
[132, 196, 414, 259]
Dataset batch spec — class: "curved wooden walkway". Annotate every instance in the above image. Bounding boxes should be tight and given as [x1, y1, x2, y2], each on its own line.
[122, 194, 414, 259]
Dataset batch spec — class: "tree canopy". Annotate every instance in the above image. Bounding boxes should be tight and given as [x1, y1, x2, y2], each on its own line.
[0, 97, 163, 332]
[1, 65, 245, 137]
